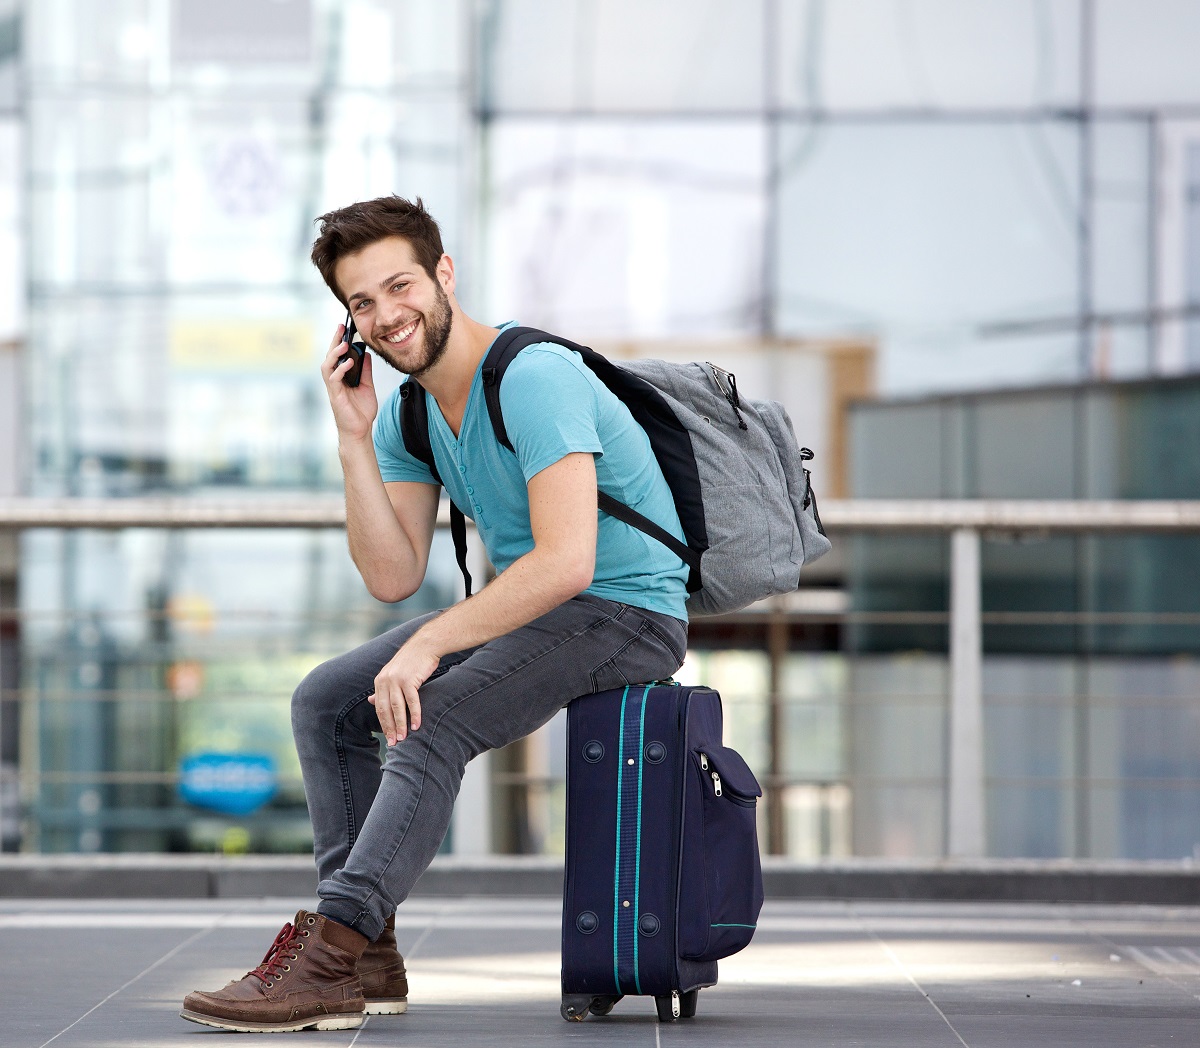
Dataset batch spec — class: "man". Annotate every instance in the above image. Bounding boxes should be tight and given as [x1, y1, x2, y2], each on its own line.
[180, 196, 690, 1032]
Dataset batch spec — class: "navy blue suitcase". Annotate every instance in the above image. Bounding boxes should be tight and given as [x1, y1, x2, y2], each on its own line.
[561, 682, 765, 1023]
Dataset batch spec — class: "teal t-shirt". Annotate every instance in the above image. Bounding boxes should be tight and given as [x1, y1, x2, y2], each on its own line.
[373, 326, 690, 621]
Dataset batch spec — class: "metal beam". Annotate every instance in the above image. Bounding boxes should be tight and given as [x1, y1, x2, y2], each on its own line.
[3, 498, 1200, 533]
[815, 499, 1200, 532]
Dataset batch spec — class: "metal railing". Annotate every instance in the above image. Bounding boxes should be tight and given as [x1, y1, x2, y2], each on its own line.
[4, 495, 1199, 531]
[3, 496, 1200, 859]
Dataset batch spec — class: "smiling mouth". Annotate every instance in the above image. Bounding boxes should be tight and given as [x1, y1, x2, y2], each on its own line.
[383, 318, 419, 346]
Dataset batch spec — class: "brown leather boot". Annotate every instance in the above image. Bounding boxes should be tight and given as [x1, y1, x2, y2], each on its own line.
[180, 910, 367, 1033]
[360, 913, 409, 1014]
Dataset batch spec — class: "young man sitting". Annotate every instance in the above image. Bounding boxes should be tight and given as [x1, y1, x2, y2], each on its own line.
[180, 196, 689, 1032]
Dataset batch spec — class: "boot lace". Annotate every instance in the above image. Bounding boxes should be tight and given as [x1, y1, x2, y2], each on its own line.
[250, 920, 306, 985]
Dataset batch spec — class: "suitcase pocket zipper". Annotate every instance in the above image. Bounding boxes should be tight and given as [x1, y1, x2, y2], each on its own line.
[699, 752, 755, 807]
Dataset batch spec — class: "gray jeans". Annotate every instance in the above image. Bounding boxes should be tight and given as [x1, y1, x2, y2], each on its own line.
[291, 592, 687, 941]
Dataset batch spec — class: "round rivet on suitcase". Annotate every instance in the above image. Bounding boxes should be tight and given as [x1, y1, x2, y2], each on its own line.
[638, 913, 660, 936]
[644, 741, 666, 763]
[582, 741, 604, 763]
[576, 910, 599, 934]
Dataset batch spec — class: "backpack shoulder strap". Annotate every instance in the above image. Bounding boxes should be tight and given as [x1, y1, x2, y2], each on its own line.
[398, 379, 440, 483]
[479, 325, 660, 451]
[478, 326, 703, 587]
[398, 379, 473, 598]
[479, 326, 568, 451]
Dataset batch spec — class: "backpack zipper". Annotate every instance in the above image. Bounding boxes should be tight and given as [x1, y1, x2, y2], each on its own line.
[705, 363, 749, 431]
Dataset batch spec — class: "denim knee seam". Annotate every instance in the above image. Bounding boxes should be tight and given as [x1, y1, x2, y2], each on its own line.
[333, 689, 375, 851]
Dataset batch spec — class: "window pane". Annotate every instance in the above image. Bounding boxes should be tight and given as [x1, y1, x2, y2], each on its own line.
[486, 120, 765, 337]
[774, 0, 1080, 110]
[776, 120, 1081, 394]
[482, 0, 765, 113]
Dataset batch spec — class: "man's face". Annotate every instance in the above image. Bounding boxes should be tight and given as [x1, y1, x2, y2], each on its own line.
[335, 236, 454, 378]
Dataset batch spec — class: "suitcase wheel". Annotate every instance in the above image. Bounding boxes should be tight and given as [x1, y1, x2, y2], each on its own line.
[588, 995, 622, 1016]
[561, 994, 594, 1022]
[655, 989, 699, 1022]
[560, 993, 622, 1021]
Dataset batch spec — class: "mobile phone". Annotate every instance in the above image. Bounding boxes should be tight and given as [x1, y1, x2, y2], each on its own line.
[338, 311, 366, 387]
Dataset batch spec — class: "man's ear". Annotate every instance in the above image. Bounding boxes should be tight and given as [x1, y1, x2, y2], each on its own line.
[436, 253, 455, 296]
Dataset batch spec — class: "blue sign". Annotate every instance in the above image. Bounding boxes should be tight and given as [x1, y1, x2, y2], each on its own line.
[179, 752, 277, 816]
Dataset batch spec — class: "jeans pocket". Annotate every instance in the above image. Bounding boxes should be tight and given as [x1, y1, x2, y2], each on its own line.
[587, 619, 685, 695]
[641, 616, 687, 666]
[588, 656, 631, 694]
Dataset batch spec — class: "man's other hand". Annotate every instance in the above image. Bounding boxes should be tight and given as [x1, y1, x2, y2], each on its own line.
[370, 638, 439, 745]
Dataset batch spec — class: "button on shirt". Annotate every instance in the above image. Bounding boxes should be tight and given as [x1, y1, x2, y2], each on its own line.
[372, 327, 690, 622]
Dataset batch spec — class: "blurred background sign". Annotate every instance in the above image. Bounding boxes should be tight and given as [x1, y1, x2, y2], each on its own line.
[178, 752, 278, 817]
[170, 321, 313, 374]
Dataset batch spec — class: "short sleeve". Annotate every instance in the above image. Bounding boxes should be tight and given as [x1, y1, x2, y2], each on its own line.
[499, 346, 603, 482]
[373, 388, 439, 485]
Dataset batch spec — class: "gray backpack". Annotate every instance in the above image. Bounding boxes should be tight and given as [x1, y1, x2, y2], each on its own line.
[398, 326, 831, 616]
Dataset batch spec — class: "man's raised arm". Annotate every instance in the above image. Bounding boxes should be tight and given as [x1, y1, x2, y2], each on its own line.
[322, 324, 439, 603]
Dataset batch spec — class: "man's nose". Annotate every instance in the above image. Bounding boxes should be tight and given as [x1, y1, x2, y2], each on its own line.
[378, 305, 410, 331]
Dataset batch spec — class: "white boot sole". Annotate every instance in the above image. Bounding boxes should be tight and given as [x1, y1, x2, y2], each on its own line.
[180, 1009, 363, 1033]
[364, 997, 408, 1015]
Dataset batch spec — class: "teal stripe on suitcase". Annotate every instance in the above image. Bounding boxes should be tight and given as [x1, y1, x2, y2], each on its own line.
[612, 685, 630, 992]
[632, 684, 650, 994]
[613, 685, 648, 994]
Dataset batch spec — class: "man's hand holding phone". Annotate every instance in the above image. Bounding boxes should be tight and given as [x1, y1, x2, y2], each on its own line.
[337, 313, 367, 387]
[322, 313, 377, 443]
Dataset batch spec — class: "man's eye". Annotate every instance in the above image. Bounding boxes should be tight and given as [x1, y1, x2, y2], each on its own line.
[392, 283, 407, 293]
[354, 300, 370, 311]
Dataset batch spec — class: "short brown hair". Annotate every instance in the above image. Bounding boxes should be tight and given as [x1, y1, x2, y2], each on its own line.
[310, 196, 444, 304]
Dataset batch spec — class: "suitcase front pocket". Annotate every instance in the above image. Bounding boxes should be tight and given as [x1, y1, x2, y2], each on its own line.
[679, 746, 765, 962]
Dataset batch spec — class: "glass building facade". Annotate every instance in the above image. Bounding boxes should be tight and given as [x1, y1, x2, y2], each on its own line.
[846, 377, 1200, 860]
[4, 1, 1200, 860]
[18, 0, 473, 853]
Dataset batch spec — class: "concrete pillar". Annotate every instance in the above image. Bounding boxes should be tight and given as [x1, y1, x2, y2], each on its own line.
[947, 528, 985, 858]
[0, 341, 19, 850]
[451, 530, 494, 855]
[453, 750, 492, 855]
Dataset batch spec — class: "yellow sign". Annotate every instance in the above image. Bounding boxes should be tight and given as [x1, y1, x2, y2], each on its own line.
[170, 320, 313, 373]
[166, 593, 216, 635]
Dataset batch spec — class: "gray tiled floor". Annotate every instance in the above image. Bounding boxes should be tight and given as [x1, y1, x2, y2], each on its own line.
[3, 896, 1198, 1047]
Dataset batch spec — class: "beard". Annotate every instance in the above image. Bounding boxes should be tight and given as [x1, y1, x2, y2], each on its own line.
[371, 280, 454, 379]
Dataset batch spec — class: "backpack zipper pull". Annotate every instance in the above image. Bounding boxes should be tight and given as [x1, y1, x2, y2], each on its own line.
[726, 373, 749, 431]
[671, 990, 681, 1018]
[706, 363, 750, 431]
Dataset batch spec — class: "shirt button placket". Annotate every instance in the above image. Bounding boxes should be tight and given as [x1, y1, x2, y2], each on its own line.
[456, 449, 482, 523]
